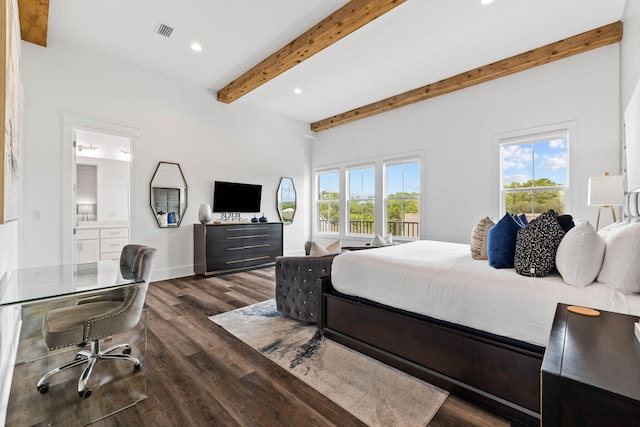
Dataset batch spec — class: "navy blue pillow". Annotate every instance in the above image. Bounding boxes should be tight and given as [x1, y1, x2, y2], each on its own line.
[488, 213, 524, 268]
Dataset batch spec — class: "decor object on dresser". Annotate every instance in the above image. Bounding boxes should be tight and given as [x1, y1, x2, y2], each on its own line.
[36, 244, 157, 398]
[198, 203, 211, 224]
[588, 172, 623, 230]
[193, 222, 282, 276]
[150, 162, 187, 228]
[276, 177, 296, 224]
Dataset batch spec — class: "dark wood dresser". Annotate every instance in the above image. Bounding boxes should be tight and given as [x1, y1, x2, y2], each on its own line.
[541, 303, 640, 426]
[193, 222, 283, 276]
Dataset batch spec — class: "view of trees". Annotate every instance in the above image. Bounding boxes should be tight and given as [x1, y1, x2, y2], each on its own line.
[504, 178, 565, 216]
[318, 191, 420, 235]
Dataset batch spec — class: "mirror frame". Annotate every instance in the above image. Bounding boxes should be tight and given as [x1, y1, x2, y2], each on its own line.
[150, 161, 188, 228]
[277, 177, 297, 224]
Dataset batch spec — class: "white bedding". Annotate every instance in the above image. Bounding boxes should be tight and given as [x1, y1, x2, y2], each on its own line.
[331, 240, 640, 347]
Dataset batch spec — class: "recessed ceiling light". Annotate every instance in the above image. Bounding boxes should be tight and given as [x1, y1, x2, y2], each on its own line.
[481, 0, 494, 4]
[293, 88, 302, 95]
[190, 42, 203, 52]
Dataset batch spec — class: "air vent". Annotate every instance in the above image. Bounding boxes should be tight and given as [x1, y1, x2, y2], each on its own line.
[155, 23, 174, 38]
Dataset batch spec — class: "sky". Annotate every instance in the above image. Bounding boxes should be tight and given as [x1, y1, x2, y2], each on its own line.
[502, 138, 567, 186]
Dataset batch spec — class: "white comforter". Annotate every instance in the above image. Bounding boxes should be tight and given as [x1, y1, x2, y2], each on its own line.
[331, 240, 640, 347]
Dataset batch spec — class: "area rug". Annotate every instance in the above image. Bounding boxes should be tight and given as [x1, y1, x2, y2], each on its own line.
[210, 299, 448, 426]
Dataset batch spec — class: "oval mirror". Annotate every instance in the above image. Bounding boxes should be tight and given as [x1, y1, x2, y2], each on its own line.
[277, 177, 296, 224]
[150, 162, 188, 228]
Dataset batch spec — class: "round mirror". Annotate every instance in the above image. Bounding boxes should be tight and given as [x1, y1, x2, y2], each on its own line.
[150, 162, 188, 228]
[277, 177, 296, 224]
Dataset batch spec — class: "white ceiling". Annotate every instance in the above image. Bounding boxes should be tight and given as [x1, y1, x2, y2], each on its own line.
[47, 0, 626, 125]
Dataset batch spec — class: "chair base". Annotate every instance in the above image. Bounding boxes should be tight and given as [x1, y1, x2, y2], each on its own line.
[36, 339, 141, 398]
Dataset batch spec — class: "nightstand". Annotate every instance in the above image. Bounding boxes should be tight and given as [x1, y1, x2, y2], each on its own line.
[541, 303, 640, 426]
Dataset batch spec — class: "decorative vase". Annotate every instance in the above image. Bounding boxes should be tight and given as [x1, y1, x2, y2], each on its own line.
[251, 215, 259, 223]
[198, 204, 212, 224]
[259, 213, 268, 223]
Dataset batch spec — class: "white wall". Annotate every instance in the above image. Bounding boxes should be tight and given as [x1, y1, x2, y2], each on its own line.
[77, 157, 130, 221]
[312, 45, 621, 244]
[622, 1, 640, 109]
[19, 40, 311, 279]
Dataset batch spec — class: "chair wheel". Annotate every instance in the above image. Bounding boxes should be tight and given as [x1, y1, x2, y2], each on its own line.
[133, 363, 141, 372]
[37, 383, 50, 394]
[79, 388, 92, 398]
[122, 347, 132, 355]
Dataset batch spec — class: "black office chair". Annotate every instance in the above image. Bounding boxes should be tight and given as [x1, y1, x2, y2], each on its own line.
[36, 244, 156, 398]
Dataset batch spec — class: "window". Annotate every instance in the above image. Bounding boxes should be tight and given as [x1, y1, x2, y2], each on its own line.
[500, 131, 568, 220]
[317, 171, 340, 233]
[385, 160, 420, 238]
[347, 166, 375, 235]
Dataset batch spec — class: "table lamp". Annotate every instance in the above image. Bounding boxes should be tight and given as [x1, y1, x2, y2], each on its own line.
[588, 172, 624, 230]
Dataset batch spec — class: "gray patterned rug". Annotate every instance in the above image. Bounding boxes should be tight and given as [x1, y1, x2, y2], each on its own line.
[209, 299, 448, 426]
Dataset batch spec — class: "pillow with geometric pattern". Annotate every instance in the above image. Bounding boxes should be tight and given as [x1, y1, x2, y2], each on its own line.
[514, 210, 565, 277]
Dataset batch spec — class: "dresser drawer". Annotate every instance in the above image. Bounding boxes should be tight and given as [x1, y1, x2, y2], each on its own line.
[100, 228, 129, 239]
[77, 229, 99, 240]
[100, 237, 129, 254]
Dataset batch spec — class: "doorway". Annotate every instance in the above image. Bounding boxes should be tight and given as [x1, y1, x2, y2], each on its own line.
[62, 114, 139, 265]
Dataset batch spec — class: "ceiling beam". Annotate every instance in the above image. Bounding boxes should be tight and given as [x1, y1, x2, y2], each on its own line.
[311, 21, 623, 132]
[217, 0, 406, 104]
[17, 0, 49, 47]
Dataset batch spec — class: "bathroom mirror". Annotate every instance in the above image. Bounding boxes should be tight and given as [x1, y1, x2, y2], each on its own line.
[150, 161, 187, 227]
[277, 177, 296, 224]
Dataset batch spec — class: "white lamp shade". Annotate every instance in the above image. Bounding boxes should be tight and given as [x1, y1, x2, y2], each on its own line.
[588, 175, 624, 206]
[77, 203, 95, 214]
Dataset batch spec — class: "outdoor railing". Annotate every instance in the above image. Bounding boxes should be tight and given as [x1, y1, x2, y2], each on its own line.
[318, 219, 419, 238]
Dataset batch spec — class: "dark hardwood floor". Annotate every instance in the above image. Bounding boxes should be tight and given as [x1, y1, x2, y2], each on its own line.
[8, 266, 514, 426]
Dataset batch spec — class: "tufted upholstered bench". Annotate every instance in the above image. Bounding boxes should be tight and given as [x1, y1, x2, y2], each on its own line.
[275, 253, 340, 322]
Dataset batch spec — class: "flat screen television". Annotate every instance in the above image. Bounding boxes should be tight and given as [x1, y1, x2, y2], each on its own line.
[213, 181, 262, 213]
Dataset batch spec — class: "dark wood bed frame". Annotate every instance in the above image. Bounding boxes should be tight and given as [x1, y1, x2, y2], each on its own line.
[319, 277, 544, 426]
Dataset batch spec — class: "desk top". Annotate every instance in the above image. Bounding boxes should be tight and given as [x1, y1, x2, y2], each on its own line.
[0, 261, 141, 306]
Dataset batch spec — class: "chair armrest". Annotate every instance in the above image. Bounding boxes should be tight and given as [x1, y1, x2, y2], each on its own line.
[274, 253, 340, 322]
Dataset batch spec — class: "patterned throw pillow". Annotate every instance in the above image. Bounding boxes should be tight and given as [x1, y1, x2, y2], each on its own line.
[514, 210, 565, 277]
[471, 217, 495, 260]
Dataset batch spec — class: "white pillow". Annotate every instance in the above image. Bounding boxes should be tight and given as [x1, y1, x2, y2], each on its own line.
[555, 220, 604, 287]
[309, 240, 341, 256]
[370, 234, 392, 247]
[597, 222, 640, 293]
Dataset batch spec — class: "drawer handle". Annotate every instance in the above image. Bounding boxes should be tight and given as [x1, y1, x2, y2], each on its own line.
[226, 244, 269, 251]
[226, 255, 269, 265]
[226, 234, 269, 240]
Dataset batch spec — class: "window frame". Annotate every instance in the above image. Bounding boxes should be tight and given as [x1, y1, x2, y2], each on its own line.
[383, 158, 421, 240]
[315, 169, 341, 235]
[497, 123, 574, 218]
[346, 164, 376, 237]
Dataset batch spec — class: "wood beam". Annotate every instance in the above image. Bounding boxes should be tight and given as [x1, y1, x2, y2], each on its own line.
[17, 0, 49, 47]
[311, 21, 623, 132]
[217, 0, 406, 104]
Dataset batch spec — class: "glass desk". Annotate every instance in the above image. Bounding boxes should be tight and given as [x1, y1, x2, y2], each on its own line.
[0, 261, 146, 426]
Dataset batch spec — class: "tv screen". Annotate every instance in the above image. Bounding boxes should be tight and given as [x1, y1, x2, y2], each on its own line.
[213, 181, 262, 213]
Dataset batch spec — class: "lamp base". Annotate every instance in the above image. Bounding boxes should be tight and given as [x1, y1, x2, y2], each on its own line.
[595, 205, 617, 231]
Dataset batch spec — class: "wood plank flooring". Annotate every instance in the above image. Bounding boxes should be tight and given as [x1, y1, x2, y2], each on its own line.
[7, 267, 516, 426]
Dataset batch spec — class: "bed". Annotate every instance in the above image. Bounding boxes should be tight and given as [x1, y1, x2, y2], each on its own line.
[319, 199, 640, 426]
